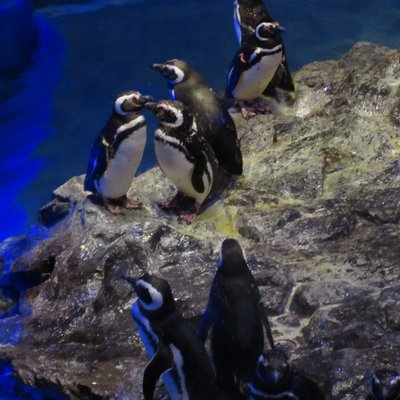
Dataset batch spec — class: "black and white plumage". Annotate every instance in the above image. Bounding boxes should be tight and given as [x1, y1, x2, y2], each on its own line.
[199, 238, 275, 400]
[233, 0, 294, 99]
[84, 91, 151, 214]
[366, 370, 400, 400]
[145, 100, 218, 224]
[249, 349, 325, 400]
[125, 273, 223, 400]
[151, 59, 243, 175]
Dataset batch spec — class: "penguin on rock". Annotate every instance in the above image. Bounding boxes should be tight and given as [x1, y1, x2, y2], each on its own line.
[366, 369, 400, 400]
[199, 238, 275, 399]
[84, 91, 152, 214]
[226, 19, 293, 118]
[249, 348, 325, 400]
[151, 59, 243, 175]
[233, 0, 294, 101]
[145, 99, 218, 224]
[124, 273, 223, 400]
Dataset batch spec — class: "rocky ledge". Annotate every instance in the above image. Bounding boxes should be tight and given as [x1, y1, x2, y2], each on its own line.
[1, 42, 400, 399]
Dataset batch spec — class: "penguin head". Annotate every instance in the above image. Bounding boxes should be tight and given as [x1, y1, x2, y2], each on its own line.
[217, 238, 249, 275]
[368, 369, 400, 400]
[151, 59, 191, 84]
[254, 20, 283, 42]
[114, 91, 153, 116]
[129, 273, 176, 316]
[255, 349, 291, 388]
[145, 100, 193, 130]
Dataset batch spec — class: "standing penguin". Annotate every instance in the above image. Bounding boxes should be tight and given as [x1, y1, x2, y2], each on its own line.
[249, 349, 325, 400]
[366, 369, 400, 400]
[199, 238, 275, 399]
[125, 273, 223, 400]
[226, 20, 291, 118]
[145, 100, 218, 224]
[84, 91, 151, 214]
[233, 0, 294, 100]
[151, 59, 243, 175]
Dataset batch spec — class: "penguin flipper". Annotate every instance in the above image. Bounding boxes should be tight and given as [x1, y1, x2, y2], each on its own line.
[258, 301, 275, 350]
[143, 340, 174, 400]
[84, 138, 109, 193]
[226, 45, 253, 97]
[199, 290, 218, 343]
[191, 152, 207, 194]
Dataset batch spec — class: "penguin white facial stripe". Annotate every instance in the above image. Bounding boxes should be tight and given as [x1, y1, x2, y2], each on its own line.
[255, 22, 280, 41]
[116, 115, 145, 135]
[115, 94, 138, 115]
[169, 344, 189, 400]
[136, 280, 164, 311]
[167, 65, 185, 84]
[160, 104, 184, 128]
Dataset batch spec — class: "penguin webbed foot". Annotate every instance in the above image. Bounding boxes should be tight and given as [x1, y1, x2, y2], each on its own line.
[238, 98, 272, 119]
[178, 202, 201, 224]
[121, 195, 143, 210]
[159, 192, 190, 210]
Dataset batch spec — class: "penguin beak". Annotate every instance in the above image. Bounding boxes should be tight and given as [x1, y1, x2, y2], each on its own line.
[150, 63, 165, 72]
[137, 94, 153, 105]
[144, 102, 159, 113]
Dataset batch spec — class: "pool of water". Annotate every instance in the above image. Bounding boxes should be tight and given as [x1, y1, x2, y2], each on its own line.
[0, 0, 399, 241]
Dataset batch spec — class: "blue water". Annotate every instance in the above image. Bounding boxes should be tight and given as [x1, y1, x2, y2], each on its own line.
[0, 0, 400, 241]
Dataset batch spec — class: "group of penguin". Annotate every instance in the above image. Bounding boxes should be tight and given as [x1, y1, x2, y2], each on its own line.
[80, 0, 400, 398]
[83, 0, 295, 223]
[124, 239, 400, 400]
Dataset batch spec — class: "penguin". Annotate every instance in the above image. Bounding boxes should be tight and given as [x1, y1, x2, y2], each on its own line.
[249, 349, 326, 400]
[151, 59, 243, 175]
[84, 91, 152, 214]
[226, 20, 292, 118]
[145, 99, 218, 224]
[124, 273, 223, 400]
[199, 238, 275, 399]
[233, 0, 294, 100]
[366, 369, 400, 400]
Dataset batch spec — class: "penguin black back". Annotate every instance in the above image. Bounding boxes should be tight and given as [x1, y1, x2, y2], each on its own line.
[199, 239, 274, 399]
[151, 59, 243, 175]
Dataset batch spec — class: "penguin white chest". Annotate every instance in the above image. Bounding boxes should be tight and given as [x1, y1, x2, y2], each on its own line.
[233, 50, 282, 100]
[99, 124, 146, 198]
[155, 132, 209, 204]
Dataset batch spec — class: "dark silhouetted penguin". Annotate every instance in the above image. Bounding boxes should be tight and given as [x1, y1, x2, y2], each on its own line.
[199, 238, 275, 399]
[249, 348, 325, 400]
[84, 91, 151, 214]
[366, 369, 400, 400]
[151, 59, 243, 175]
[145, 100, 218, 224]
[233, 0, 294, 100]
[125, 273, 223, 400]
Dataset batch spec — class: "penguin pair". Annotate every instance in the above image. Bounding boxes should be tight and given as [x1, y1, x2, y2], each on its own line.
[124, 273, 223, 400]
[199, 238, 275, 399]
[84, 92, 218, 224]
[366, 370, 400, 400]
[249, 348, 325, 399]
[227, 0, 295, 118]
[84, 91, 151, 214]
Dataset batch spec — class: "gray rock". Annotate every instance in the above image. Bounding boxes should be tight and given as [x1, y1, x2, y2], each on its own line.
[1, 42, 400, 399]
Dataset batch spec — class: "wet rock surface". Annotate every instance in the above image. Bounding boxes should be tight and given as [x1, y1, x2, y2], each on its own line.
[1, 42, 400, 399]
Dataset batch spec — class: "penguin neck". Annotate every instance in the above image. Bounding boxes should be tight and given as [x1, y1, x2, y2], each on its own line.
[138, 301, 176, 321]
